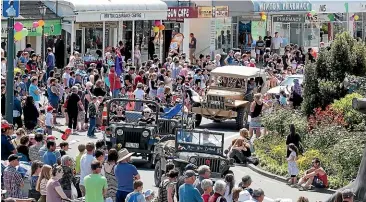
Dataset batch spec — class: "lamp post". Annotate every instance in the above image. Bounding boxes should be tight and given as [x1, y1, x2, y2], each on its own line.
[39, 5, 46, 63]
[5, 8, 16, 123]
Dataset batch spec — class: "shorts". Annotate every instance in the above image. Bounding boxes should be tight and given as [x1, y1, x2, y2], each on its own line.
[249, 117, 261, 128]
[312, 176, 326, 188]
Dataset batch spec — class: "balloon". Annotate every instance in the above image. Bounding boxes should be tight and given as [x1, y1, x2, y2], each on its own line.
[354, 15, 359, 21]
[38, 20, 45, 27]
[32, 21, 39, 28]
[307, 13, 312, 17]
[14, 22, 23, 32]
[36, 26, 43, 34]
[310, 10, 316, 15]
[158, 24, 165, 31]
[260, 12, 265, 16]
[261, 15, 267, 21]
[21, 28, 29, 36]
[14, 32, 23, 40]
[153, 26, 159, 33]
[154, 20, 161, 26]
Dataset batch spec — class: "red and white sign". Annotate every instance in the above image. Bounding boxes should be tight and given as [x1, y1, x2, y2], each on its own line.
[167, 7, 198, 21]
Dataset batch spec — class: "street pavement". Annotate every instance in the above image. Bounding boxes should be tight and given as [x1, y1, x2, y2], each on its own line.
[51, 116, 332, 202]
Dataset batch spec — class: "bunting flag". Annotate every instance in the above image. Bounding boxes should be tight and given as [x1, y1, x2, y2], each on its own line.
[344, 2, 349, 13]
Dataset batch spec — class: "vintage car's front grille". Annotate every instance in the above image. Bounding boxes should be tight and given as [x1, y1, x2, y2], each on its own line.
[158, 119, 178, 134]
[206, 95, 226, 110]
[195, 157, 221, 173]
[124, 131, 141, 143]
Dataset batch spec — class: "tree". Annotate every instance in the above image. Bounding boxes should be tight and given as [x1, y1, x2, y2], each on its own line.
[302, 63, 320, 116]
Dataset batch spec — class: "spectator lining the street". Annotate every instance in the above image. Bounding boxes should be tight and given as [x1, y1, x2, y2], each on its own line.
[75, 144, 85, 175]
[29, 160, 43, 200]
[296, 158, 328, 190]
[178, 170, 203, 202]
[201, 179, 213, 202]
[194, 165, 211, 194]
[209, 180, 227, 202]
[125, 180, 145, 202]
[158, 169, 179, 202]
[79, 142, 96, 196]
[46, 165, 70, 202]
[3, 154, 24, 198]
[84, 160, 108, 202]
[29, 133, 43, 162]
[43, 140, 57, 166]
[231, 187, 243, 202]
[287, 143, 299, 185]
[104, 149, 118, 201]
[224, 174, 234, 201]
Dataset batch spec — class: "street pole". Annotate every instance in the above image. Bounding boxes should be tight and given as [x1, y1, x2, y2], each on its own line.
[5, 17, 15, 123]
[41, 14, 45, 65]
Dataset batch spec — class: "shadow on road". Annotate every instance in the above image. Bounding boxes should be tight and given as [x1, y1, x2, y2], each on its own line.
[197, 121, 239, 132]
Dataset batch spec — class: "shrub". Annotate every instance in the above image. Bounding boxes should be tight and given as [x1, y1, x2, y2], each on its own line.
[305, 125, 347, 152]
[302, 63, 320, 116]
[332, 93, 365, 127]
[296, 149, 323, 172]
[308, 106, 346, 131]
[262, 109, 307, 137]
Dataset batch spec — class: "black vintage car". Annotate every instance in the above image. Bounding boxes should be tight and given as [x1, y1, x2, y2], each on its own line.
[153, 129, 234, 186]
[106, 98, 178, 164]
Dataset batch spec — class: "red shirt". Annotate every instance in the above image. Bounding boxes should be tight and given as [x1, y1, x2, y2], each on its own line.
[208, 193, 225, 202]
[109, 70, 121, 91]
[134, 75, 144, 87]
[202, 193, 210, 202]
[317, 173, 328, 187]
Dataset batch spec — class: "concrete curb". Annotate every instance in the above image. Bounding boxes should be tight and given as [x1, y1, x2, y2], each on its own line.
[246, 164, 338, 194]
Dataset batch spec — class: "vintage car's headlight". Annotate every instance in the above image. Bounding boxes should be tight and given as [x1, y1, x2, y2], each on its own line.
[142, 131, 150, 137]
[116, 129, 123, 136]
[220, 160, 227, 166]
[226, 99, 235, 104]
[171, 121, 176, 127]
[189, 158, 196, 164]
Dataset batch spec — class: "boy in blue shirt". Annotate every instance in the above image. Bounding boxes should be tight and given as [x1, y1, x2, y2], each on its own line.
[43, 140, 57, 166]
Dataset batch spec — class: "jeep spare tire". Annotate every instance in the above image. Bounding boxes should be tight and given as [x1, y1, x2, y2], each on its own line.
[236, 106, 248, 130]
[154, 159, 162, 187]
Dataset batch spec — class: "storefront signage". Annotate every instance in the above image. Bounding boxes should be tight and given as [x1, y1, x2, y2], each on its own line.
[167, 7, 198, 21]
[1, 19, 61, 37]
[273, 15, 305, 23]
[198, 6, 229, 18]
[100, 13, 145, 21]
[254, 1, 311, 12]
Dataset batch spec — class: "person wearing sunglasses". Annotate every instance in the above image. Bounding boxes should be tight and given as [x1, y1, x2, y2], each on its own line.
[138, 108, 155, 125]
[295, 158, 328, 191]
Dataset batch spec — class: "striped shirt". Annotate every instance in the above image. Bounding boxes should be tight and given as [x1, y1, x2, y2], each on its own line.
[3, 165, 23, 198]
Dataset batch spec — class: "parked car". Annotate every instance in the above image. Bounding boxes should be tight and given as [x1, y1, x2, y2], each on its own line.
[266, 74, 304, 95]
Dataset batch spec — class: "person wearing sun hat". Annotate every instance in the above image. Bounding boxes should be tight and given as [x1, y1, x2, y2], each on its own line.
[115, 148, 140, 202]
[3, 154, 24, 198]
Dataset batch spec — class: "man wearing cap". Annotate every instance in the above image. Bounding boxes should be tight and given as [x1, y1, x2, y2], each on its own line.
[342, 189, 355, 202]
[84, 160, 108, 202]
[245, 188, 265, 202]
[1, 122, 16, 160]
[176, 163, 197, 201]
[178, 170, 203, 202]
[3, 154, 24, 198]
[115, 148, 140, 202]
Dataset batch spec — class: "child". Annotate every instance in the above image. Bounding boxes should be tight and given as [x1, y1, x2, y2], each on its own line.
[75, 144, 85, 174]
[279, 90, 287, 107]
[144, 189, 155, 202]
[59, 142, 69, 157]
[201, 179, 213, 202]
[134, 83, 145, 111]
[45, 106, 54, 135]
[87, 96, 98, 138]
[157, 81, 165, 101]
[287, 143, 299, 185]
[125, 180, 145, 202]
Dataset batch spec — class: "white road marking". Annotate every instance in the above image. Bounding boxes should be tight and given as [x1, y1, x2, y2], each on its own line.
[265, 197, 275, 202]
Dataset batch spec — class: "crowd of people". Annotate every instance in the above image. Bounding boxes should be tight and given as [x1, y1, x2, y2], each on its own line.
[0, 31, 354, 202]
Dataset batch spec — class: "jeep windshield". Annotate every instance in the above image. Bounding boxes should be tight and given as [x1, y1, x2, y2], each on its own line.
[107, 98, 159, 125]
[175, 129, 224, 156]
[210, 76, 247, 90]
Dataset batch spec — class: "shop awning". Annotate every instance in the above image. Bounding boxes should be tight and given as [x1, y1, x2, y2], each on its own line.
[63, 0, 168, 22]
[212, 0, 254, 16]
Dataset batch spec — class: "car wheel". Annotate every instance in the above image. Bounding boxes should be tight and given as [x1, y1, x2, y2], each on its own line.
[154, 159, 163, 187]
[195, 114, 202, 127]
[236, 106, 248, 130]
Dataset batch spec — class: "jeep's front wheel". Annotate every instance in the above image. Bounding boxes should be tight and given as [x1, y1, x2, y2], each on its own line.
[236, 106, 248, 130]
[195, 114, 202, 127]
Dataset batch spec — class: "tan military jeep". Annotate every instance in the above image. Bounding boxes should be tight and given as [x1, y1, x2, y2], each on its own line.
[191, 66, 267, 129]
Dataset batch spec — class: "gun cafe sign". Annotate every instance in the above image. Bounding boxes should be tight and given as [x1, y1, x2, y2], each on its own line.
[167, 7, 198, 21]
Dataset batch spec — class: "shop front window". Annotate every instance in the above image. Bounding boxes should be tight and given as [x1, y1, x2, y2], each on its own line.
[85, 28, 109, 51]
[303, 23, 320, 48]
[216, 18, 232, 53]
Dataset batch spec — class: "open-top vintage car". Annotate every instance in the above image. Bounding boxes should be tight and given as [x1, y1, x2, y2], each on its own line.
[191, 66, 267, 129]
[153, 129, 233, 186]
[106, 98, 179, 163]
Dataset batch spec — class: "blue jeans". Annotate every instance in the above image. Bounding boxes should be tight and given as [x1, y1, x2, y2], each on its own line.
[112, 89, 120, 98]
[116, 190, 130, 202]
[87, 117, 96, 137]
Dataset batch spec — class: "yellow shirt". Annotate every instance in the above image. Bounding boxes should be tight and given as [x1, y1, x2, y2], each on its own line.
[75, 153, 83, 174]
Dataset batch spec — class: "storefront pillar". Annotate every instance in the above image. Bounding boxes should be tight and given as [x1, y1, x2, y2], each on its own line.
[160, 20, 163, 62]
[183, 19, 191, 54]
[118, 21, 123, 42]
[132, 20, 135, 63]
[70, 20, 74, 56]
[81, 27, 85, 55]
[102, 21, 106, 59]
[36, 36, 42, 54]
[113, 28, 118, 47]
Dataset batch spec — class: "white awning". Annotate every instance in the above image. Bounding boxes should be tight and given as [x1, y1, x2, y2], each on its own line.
[63, 0, 168, 22]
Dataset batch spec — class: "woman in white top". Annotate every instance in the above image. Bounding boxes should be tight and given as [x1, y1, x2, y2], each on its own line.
[134, 45, 142, 68]
[36, 165, 52, 202]
[164, 70, 173, 90]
